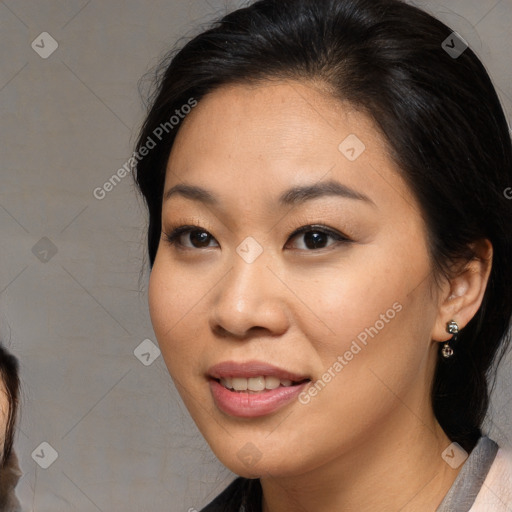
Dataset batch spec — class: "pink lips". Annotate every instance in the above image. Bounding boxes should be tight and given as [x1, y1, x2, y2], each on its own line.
[207, 360, 310, 418]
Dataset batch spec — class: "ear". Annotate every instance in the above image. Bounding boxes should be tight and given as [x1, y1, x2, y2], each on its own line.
[432, 239, 493, 342]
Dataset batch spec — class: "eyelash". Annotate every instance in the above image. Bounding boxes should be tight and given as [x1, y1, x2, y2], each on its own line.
[162, 223, 352, 252]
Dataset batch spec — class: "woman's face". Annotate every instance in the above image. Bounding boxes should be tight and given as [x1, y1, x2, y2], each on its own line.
[148, 81, 446, 477]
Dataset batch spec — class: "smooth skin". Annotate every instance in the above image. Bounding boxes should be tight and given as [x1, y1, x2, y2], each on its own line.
[148, 80, 492, 512]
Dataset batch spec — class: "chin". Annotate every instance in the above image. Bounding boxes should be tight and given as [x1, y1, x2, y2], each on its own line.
[208, 439, 309, 480]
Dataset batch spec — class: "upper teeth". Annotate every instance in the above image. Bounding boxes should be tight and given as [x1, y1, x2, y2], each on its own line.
[220, 376, 294, 391]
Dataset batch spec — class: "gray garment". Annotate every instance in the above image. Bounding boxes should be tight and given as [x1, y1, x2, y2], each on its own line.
[436, 436, 498, 512]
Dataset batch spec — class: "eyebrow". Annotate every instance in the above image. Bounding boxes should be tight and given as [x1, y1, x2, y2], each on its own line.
[163, 180, 375, 207]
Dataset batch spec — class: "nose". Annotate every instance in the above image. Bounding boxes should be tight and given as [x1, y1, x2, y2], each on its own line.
[209, 243, 290, 340]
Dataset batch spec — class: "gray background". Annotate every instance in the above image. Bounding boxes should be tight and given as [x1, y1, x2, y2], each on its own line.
[0, 0, 511, 510]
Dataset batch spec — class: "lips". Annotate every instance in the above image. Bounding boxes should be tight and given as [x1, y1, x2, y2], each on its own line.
[207, 360, 311, 417]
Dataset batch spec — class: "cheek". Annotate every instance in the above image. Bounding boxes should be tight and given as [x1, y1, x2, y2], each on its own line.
[148, 258, 212, 382]
[148, 261, 189, 371]
[297, 243, 435, 408]
[297, 251, 409, 358]
[148, 254, 194, 338]
[147, 261, 168, 340]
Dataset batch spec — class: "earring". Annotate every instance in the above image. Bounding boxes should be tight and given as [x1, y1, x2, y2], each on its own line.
[441, 320, 459, 358]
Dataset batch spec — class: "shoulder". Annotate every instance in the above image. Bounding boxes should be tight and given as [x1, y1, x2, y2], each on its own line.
[470, 445, 512, 511]
[200, 477, 256, 512]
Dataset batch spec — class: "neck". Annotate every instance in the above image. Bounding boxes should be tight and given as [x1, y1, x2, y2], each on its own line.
[260, 406, 463, 512]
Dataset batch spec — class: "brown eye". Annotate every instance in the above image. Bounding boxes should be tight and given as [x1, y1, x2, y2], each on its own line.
[163, 226, 218, 249]
[287, 225, 351, 251]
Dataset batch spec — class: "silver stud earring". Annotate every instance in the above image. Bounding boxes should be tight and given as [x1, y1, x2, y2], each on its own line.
[441, 320, 459, 358]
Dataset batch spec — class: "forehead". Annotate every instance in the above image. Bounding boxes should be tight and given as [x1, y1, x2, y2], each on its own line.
[169, 81, 381, 163]
[163, 81, 415, 213]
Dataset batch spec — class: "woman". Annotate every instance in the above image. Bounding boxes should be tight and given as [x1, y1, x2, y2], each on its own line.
[0, 344, 22, 511]
[133, 0, 512, 510]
